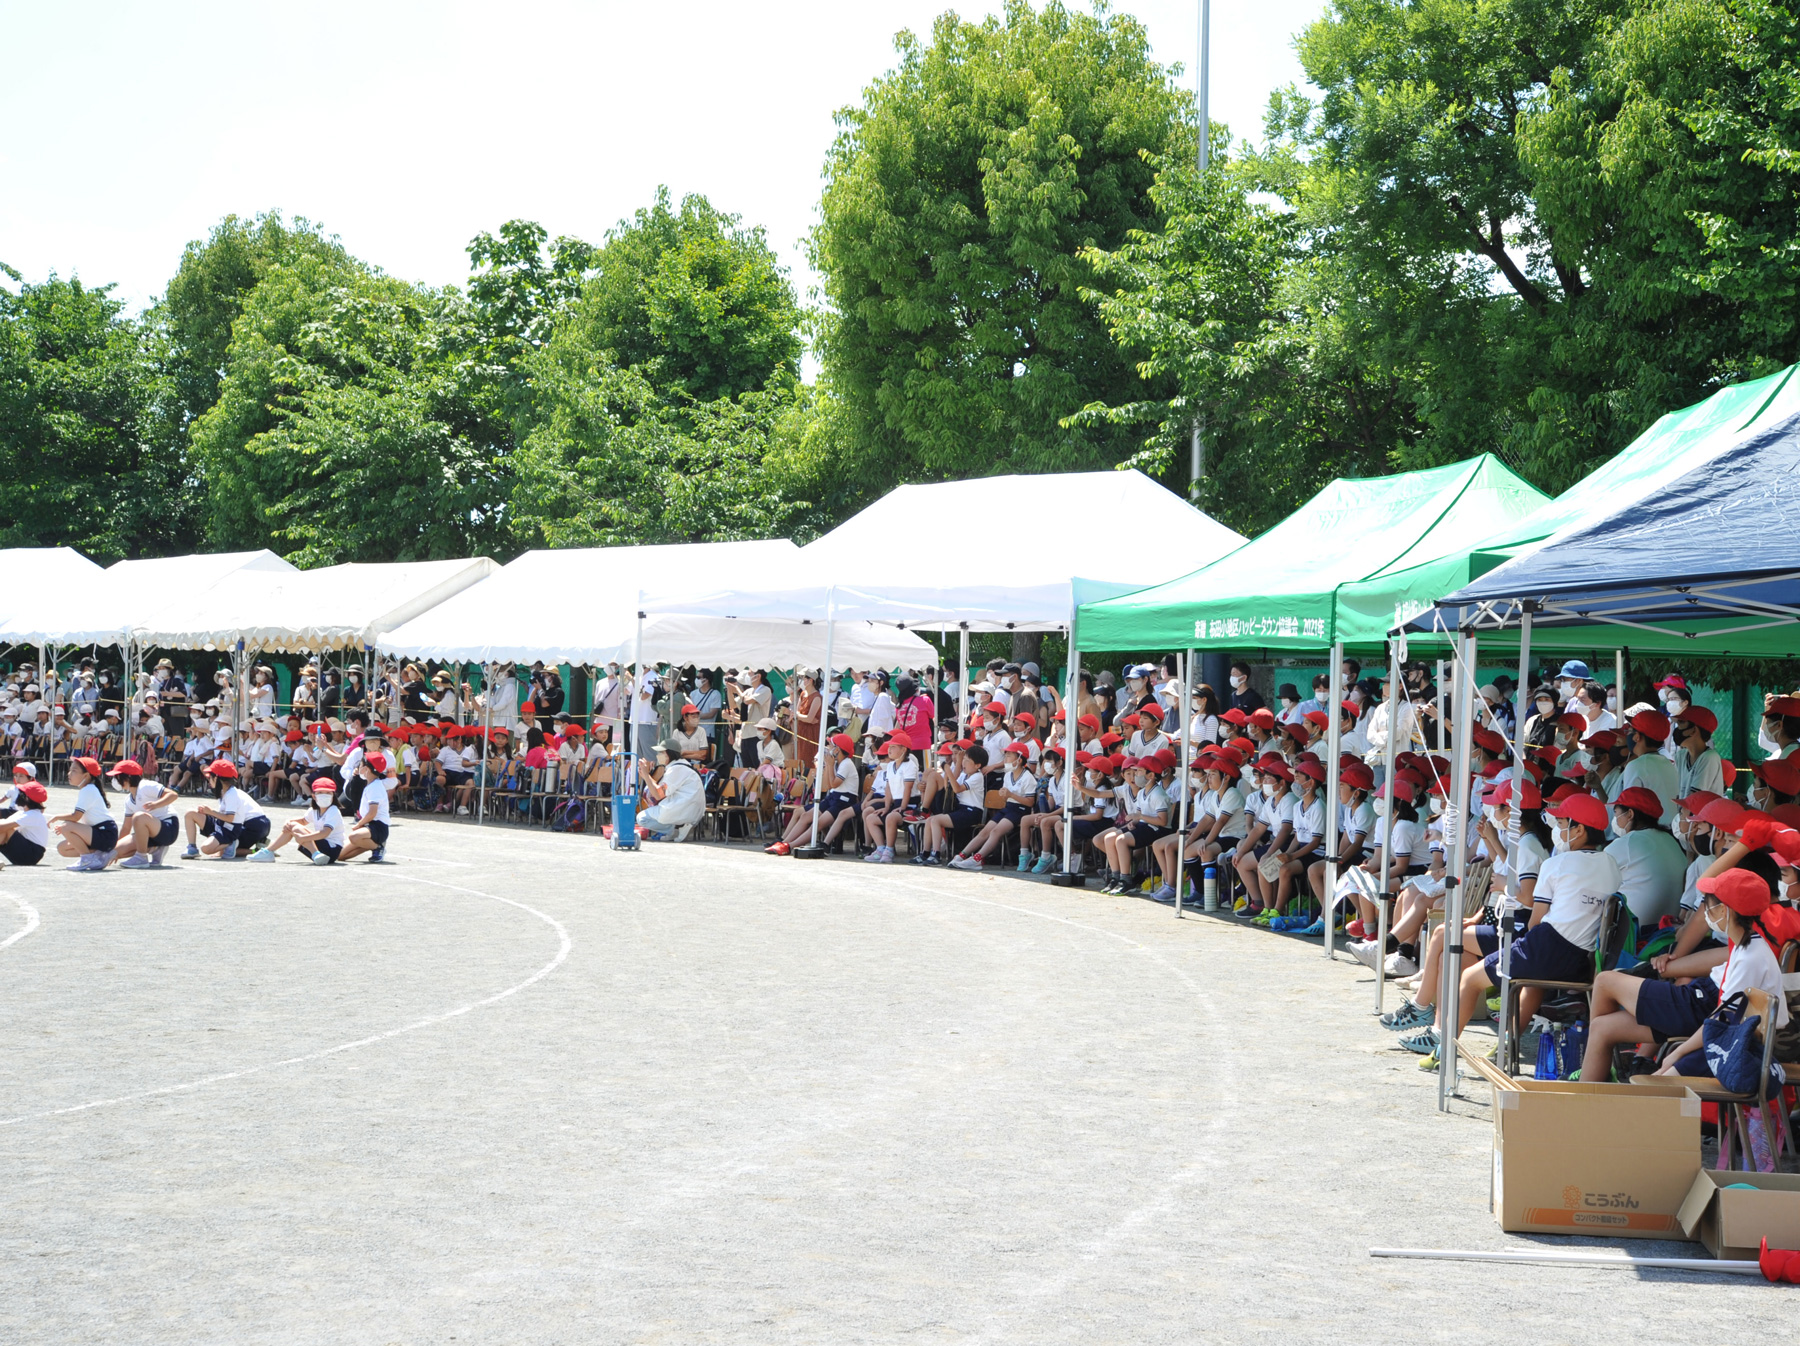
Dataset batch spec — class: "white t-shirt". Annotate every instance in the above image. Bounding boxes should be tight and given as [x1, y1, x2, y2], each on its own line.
[7, 808, 50, 847]
[879, 758, 920, 802]
[1125, 783, 1167, 821]
[358, 777, 392, 825]
[218, 785, 267, 824]
[304, 803, 350, 849]
[954, 769, 985, 809]
[1215, 785, 1249, 839]
[438, 746, 464, 772]
[982, 729, 1012, 769]
[1605, 828, 1688, 925]
[1340, 799, 1376, 844]
[1495, 831, 1550, 916]
[125, 780, 174, 821]
[1677, 747, 1726, 802]
[1712, 935, 1791, 1028]
[1372, 815, 1420, 861]
[1533, 847, 1622, 948]
[866, 692, 896, 735]
[1002, 766, 1038, 802]
[74, 782, 112, 826]
[828, 758, 860, 795]
[1620, 752, 1680, 831]
[1292, 795, 1326, 849]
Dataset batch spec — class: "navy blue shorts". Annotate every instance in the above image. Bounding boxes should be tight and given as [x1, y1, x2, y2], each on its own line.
[149, 815, 179, 849]
[365, 819, 389, 847]
[1633, 977, 1720, 1041]
[820, 791, 858, 817]
[1129, 822, 1172, 846]
[309, 839, 342, 863]
[85, 819, 119, 854]
[995, 802, 1027, 827]
[1480, 921, 1591, 986]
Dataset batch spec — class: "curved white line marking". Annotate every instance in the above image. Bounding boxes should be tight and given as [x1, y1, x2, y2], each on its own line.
[2, 892, 39, 952]
[0, 871, 570, 1127]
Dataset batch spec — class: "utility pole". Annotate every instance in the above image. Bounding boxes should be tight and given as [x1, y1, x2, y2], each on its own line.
[1191, 0, 1211, 500]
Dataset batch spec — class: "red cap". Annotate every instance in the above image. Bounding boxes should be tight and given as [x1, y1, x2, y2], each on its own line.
[563, 724, 587, 737]
[1137, 702, 1164, 722]
[885, 731, 914, 753]
[285, 730, 303, 743]
[1674, 706, 1718, 735]
[1012, 711, 1036, 729]
[1484, 777, 1541, 809]
[1698, 867, 1772, 917]
[203, 759, 238, 779]
[1655, 674, 1689, 691]
[1769, 803, 1800, 831]
[1584, 730, 1620, 751]
[1555, 712, 1587, 733]
[519, 701, 536, 716]
[1119, 756, 1141, 772]
[1547, 783, 1580, 804]
[1077, 714, 1101, 731]
[830, 733, 855, 755]
[310, 777, 338, 793]
[1292, 759, 1325, 783]
[1342, 763, 1374, 790]
[1222, 708, 1249, 726]
[18, 781, 48, 804]
[1754, 758, 1800, 795]
[1075, 750, 1094, 766]
[680, 703, 698, 715]
[1227, 737, 1256, 757]
[1769, 697, 1800, 717]
[1052, 709, 1067, 722]
[1380, 778, 1415, 803]
[1547, 790, 1608, 831]
[985, 700, 1008, 715]
[1118, 713, 1141, 729]
[1260, 759, 1293, 782]
[72, 755, 102, 778]
[1150, 747, 1176, 771]
[1614, 786, 1664, 820]
[1099, 733, 1123, 749]
[107, 760, 143, 778]
[1042, 744, 1066, 761]
[1678, 790, 1722, 814]
[1472, 726, 1506, 755]
[1628, 709, 1671, 741]
[364, 752, 388, 773]
[1003, 740, 1029, 759]
[953, 737, 974, 750]
[935, 743, 955, 757]
[1249, 708, 1276, 729]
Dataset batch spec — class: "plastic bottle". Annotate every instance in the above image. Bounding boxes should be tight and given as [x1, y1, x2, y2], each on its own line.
[1535, 1028, 1560, 1081]
[1203, 863, 1218, 912]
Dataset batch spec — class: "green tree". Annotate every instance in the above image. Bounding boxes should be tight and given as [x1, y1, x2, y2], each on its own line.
[813, 0, 1191, 491]
[0, 265, 196, 558]
[190, 251, 512, 564]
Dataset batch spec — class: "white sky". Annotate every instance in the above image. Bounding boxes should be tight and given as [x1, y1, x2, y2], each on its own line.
[1, 0, 1326, 323]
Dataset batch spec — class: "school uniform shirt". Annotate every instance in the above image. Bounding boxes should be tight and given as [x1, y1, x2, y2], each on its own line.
[1042, 772, 1064, 811]
[1127, 731, 1170, 759]
[1125, 783, 1167, 822]
[438, 746, 465, 773]
[877, 757, 919, 803]
[217, 786, 268, 825]
[1605, 828, 1688, 925]
[1340, 799, 1376, 845]
[8, 809, 50, 848]
[1370, 815, 1420, 862]
[1676, 747, 1726, 802]
[1533, 847, 1623, 949]
[400, 745, 421, 773]
[1713, 935, 1792, 1029]
[305, 804, 350, 849]
[1619, 752, 1680, 830]
[981, 729, 1012, 768]
[827, 758, 860, 795]
[1494, 831, 1550, 916]
[1268, 792, 1298, 836]
[124, 780, 174, 821]
[1339, 721, 1372, 761]
[358, 777, 392, 825]
[1002, 766, 1038, 804]
[954, 770, 985, 809]
[73, 782, 113, 826]
[1679, 852, 1713, 912]
[1292, 795, 1326, 850]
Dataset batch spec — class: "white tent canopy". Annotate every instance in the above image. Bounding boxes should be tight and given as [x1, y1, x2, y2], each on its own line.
[0, 549, 109, 637]
[133, 556, 499, 653]
[641, 470, 1246, 629]
[0, 549, 297, 647]
[379, 541, 936, 668]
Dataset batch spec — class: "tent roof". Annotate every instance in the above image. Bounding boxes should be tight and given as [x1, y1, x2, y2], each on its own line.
[1, 549, 297, 646]
[0, 549, 108, 636]
[1430, 408, 1800, 656]
[379, 541, 936, 668]
[643, 470, 1245, 630]
[132, 557, 499, 652]
[1077, 455, 1548, 652]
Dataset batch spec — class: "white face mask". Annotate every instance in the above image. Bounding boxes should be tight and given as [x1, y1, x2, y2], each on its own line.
[1659, 688, 1677, 705]
[1552, 824, 1569, 853]
[1428, 796, 1444, 816]
[313, 793, 333, 808]
[1260, 782, 1276, 798]
[1605, 695, 1617, 711]
[1483, 804, 1500, 825]
[1230, 675, 1247, 689]
[1704, 906, 1725, 937]
[1558, 680, 1578, 698]
[1373, 797, 1389, 817]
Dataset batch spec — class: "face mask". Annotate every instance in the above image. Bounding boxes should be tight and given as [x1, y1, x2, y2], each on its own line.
[1658, 688, 1676, 705]
[1695, 830, 1714, 856]
[313, 793, 332, 808]
[1704, 906, 1725, 937]
[1552, 825, 1569, 854]
[1558, 680, 1578, 698]
[1260, 782, 1276, 798]
[1536, 700, 1554, 715]
[1429, 796, 1444, 816]
[1605, 696, 1617, 711]
[1483, 804, 1499, 825]
[1373, 797, 1389, 817]
[1230, 675, 1246, 689]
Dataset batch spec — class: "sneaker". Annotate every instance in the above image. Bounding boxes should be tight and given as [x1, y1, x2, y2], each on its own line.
[922, 852, 943, 866]
[65, 852, 106, 872]
[457, 806, 470, 816]
[1016, 851, 1035, 873]
[1345, 919, 1368, 940]
[149, 846, 169, 866]
[1384, 952, 1420, 978]
[872, 847, 894, 864]
[220, 842, 239, 860]
[948, 855, 979, 871]
[908, 850, 932, 865]
[1031, 852, 1056, 874]
[901, 809, 926, 823]
[1417, 1049, 1440, 1072]
[119, 855, 151, 870]
[1252, 908, 1279, 927]
[1348, 939, 1383, 971]
[310, 850, 333, 866]
[369, 847, 386, 863]
[1297, 917, 1326, 937]
[1231, 895, 1250, 915]
[1398, 1027, 1440, 1055]
[182, 844, 200, 859]
[1150, 883, 1176, 903]
[862, 847, 885, 863]
[1380, 999, 1434, 1031]
[248, 849, 276, 864]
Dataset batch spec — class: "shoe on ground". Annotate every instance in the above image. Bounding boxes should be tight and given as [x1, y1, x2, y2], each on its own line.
[1384, 952, 1420, 978]
[923, 852, 943, 866]
[862, 847, 885, 863]
[1150, 883, 1176, 903]
[369, 847, 385, 863]
[310, 850, 333, 866]
[1252, 908, 1279, 927]
[1345, 919, 1368, 940]
[182, 845, 200, 859]
[66, 852, 107, 872]
[1417, 1048, 1440, 1072]
[119, 854, 151, 869]
[1398, 1027, 1440, 1055]
[220, 842, 239, 860]
[1231, 896, 1250, 915]
[1031, 852, 1056, 874]
[1016, 851, 1035, 873]
[149, 845, 169, 866]
[1381, 999, 1434, 1031]
[872, 847, 894, 864]
[457, 806, 470, 816]
[1348, 939, 1382, 971]
[248, 849, 276, 863]
[1297, 917, 1326, 937]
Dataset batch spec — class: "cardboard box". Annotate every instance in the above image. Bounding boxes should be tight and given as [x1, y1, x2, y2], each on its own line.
[1678, 1170, 1800, 1259]
[1488, 1073, 1702, 1238]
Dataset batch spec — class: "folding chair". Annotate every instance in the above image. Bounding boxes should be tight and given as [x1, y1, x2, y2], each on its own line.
[1499, 893, 1626, 1076]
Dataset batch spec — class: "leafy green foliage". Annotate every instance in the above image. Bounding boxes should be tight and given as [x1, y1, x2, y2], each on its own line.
[813, 0, 1192, 494]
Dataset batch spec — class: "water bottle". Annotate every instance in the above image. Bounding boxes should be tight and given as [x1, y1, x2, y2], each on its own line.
[1203, 863, 1218, 913]
[1535, 1028, 1561, 1081]
[1561, 1019, 1586, 1079]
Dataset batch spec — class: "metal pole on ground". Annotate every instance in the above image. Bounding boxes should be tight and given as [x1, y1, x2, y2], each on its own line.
[1323, 640, 1343, 957]
[477, 660, 493, 827]
[1435, 659, 1445, 751]
[1497, 607, 1534, 1073]
[795, 588, 836, 859]
[1051, 622, 1084, 888]
[45, 641, 57, 786]
[1439, 630, 1478, 1110]
[956, 625, 969, 744]
[1373, 639, 1401, 1014]
[1176, 646, 1193, 915]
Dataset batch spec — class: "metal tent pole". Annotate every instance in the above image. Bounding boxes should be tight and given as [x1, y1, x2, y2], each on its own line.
[1498, 608, 1534, 1074]
[1615, 648, 1625, 714]
[477, 660, 493, 827]
[1439, 630, 1478, 1110]
[1373, 639, 1401, 1014]
[1176, 646, 1193, 915]
[1051, 620, 1084, 887]
[956, 625, 969, 743]
[1435, 659, 1445, 751]
[796, 588, 836, 859]
[44, 641, 57, 787]
[1323, 640, 1343, 958]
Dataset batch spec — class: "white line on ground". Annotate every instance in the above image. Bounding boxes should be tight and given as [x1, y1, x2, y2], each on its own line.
[2, 891, 40, 952]
[0, 867, 572, 1128]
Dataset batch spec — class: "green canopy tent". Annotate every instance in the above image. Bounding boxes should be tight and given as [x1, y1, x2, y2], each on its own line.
[1062, 455, 1548, 969]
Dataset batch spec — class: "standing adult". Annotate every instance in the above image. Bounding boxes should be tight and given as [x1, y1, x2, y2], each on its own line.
[791, 670, 823, 769]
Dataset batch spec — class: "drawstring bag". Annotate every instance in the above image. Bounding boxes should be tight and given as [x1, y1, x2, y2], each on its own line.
[1701, 992, 1765, 1094]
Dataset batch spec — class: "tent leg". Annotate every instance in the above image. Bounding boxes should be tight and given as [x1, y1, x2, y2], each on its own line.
[1439, 630, 1478, 1110]
[1051, 626, 1084, 887]
[1175, 647, 1193, 915]
[795, 590, 836, 860]
[956, 625, 969, 743]
[477, 661, 493, 827]
[1374, 640, 1401, 1015]
[1615, 648, 1625, 712]
[1323, 640, 1343, 958]
[1498, 610, 1534, 1074]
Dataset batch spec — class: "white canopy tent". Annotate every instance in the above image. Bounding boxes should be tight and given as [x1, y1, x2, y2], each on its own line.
[0, 550, 299, 648]
[640, 470, 1247, 629]
[378, 542, 935, 668]
[132, 556, 499, 653]
[0, 549, 108, 635]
